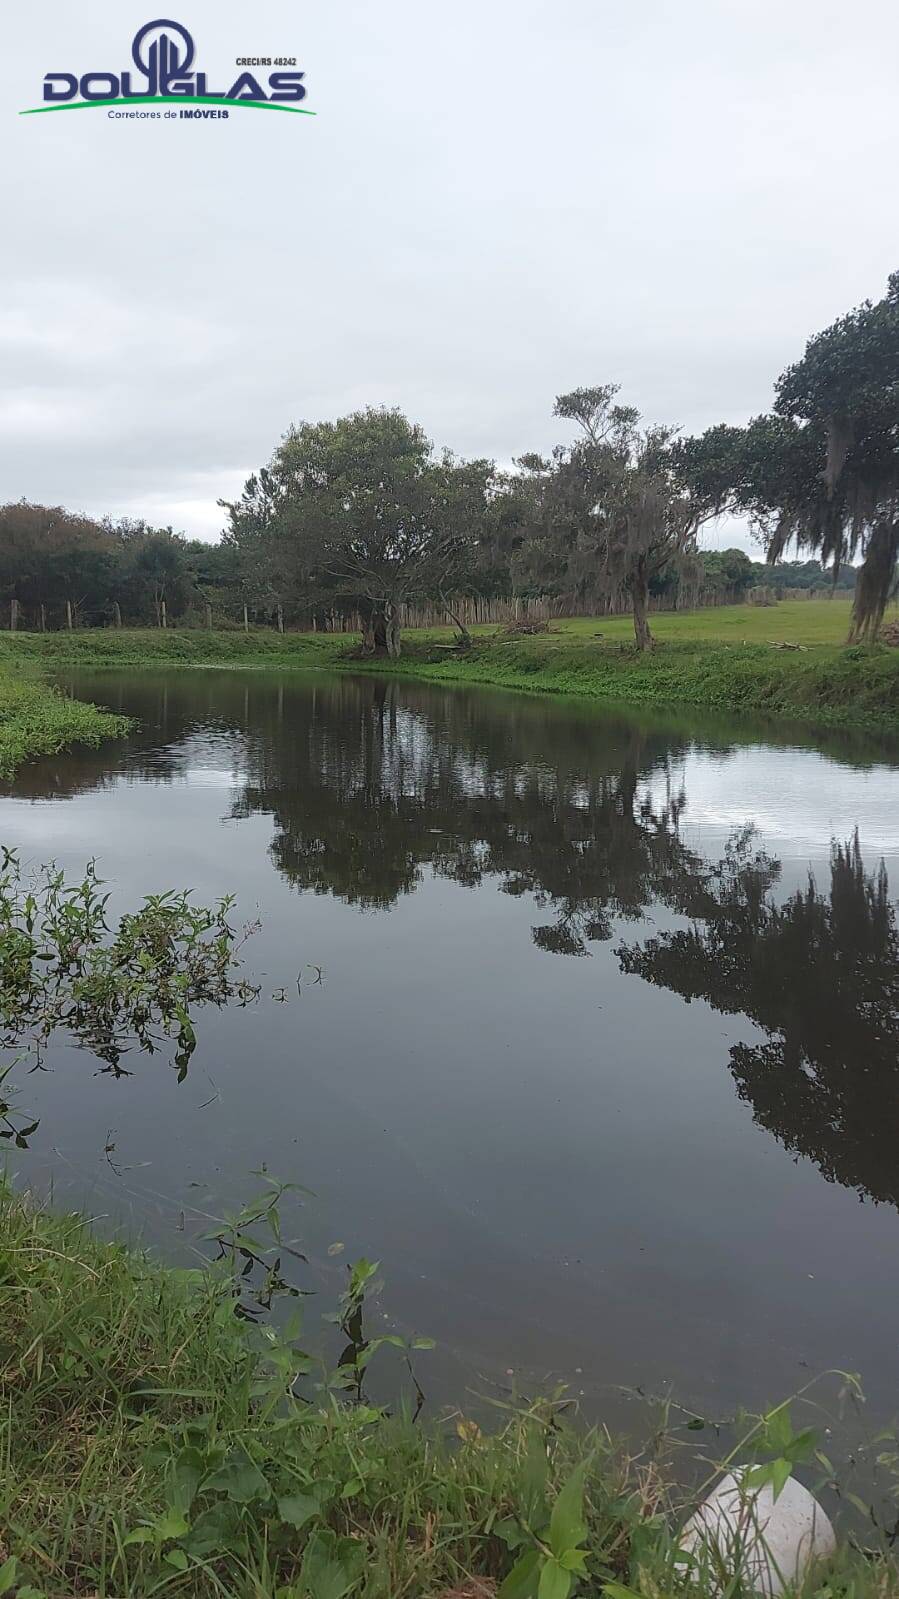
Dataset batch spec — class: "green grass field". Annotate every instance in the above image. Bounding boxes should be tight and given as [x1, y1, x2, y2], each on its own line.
[332, 598, 869, 650]
[0, 598, 881, 665]
[511, 598, 862, 646]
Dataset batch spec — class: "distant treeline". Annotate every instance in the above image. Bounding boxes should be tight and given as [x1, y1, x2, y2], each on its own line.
[0, 506, 231, 633]
[0, 499, 855, 636]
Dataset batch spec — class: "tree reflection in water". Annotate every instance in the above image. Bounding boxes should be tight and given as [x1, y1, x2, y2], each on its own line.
[229, 677, 713, 951]
[618, 832, 899, 1205]
[228, 680, 898, 1209]
[17, 671, 899, 1212]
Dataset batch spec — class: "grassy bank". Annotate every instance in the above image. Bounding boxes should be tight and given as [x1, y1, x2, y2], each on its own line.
[0, 666, 132, 780]
[361, 632, 899, 733]
[0, 1183, 895, 1599]
[1, 599, 898, 740]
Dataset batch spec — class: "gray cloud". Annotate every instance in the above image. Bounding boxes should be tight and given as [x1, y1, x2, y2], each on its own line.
[2, 0, 897, 547]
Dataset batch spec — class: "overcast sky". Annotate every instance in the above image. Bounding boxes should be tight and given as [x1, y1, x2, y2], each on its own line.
[2, 2, 897, 551]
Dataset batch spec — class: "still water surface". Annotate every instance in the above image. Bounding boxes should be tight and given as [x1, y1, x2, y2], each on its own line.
[2, 670, 898, 1423]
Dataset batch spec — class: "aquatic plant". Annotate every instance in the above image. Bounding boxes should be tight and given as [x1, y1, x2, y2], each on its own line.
[0, 849, 259, 1141]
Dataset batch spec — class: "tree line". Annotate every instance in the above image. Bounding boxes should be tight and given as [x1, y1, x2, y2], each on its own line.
[0, 498, 853, 638]
[0, 507, 232, 633]
[2, 271, 895, 652]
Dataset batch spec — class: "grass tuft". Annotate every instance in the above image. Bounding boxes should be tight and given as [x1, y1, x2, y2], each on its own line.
[0, 667, 132, 780]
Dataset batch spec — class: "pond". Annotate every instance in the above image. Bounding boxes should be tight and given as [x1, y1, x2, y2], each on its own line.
[2, 668, 898, 1427]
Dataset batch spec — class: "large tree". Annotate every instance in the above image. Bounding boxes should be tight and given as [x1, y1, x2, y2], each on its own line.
[676, 273, 899, 640]
[516, 386, 708, 648]
[124, 525, 197, 627]
[223, 409, 492, 657]
[774, 271, 899, 640]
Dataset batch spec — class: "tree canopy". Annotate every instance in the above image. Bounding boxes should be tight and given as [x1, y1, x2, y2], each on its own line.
[514, 386, 710, 648]
[222, 409, 492, 655]
[0, 503, 222, 629]
[676, 271, 899, 639]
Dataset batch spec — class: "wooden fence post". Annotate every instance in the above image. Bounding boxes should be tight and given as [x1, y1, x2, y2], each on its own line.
[10, 598, 18, 632]
[113, 601, 122, 629]
[243, 604, 249, 633]
[40, 603, 47, 633]
[66, 599, 73, 631]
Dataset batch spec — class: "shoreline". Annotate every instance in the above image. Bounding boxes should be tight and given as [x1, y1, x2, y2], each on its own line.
[0, 612, 897, 775]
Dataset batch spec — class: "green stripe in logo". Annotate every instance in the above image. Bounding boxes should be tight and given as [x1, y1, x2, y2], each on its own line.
[20, 94, 315, 115]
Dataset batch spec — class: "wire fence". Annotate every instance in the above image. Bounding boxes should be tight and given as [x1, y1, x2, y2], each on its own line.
[3, 585, 850, 635]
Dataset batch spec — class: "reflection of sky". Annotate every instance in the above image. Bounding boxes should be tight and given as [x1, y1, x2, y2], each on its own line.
[646, 747, 899, 872]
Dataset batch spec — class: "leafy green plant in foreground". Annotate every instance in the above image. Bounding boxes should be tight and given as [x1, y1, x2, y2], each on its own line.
[0, 849, 259, 1137]
[1, 1181, 898, 1597]
[494, 1446, 592, 1599]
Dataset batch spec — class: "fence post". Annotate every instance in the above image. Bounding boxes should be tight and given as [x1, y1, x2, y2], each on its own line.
[161, 599, 167, 629]
[113, 601, 122, 629]
[66, 599, 73, 631]
[10, 598, 18, 632]
[40, 603, 46, 633]
[277, 602, 284, 634]
[243, 604, 249, 633]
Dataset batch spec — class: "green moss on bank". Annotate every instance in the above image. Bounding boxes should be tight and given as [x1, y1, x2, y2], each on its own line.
[1, 613, 897, 737]
[0, 666, 132, 779]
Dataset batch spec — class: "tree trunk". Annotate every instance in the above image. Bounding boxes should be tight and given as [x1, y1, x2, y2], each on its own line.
[243, 604, 249, 634]
[276, 602, 284, 634]
[40, 603, 46, 633]
[632, 566, 653, 650]
[361, 607, 389, 655]
[161, 598, 167, 629]
[113, 601, 122, 629]
[206, 603, 213, 630]
[440, 590, 472, 649]
[385, 601, 401, 658]
[66, 599, 73, 631]
[10, 598, 18, 632]
[848, 522, 899, 642]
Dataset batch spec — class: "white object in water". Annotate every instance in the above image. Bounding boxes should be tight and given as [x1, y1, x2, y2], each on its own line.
[680, 1467, 836, 1596]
